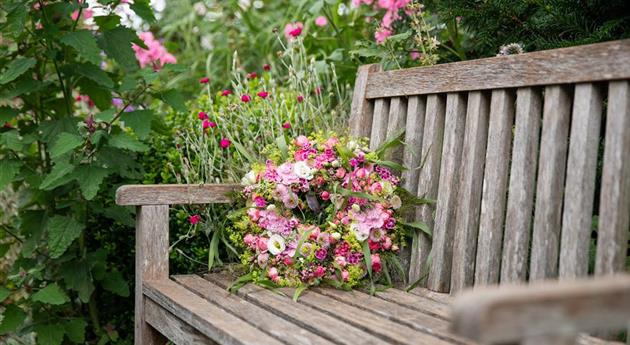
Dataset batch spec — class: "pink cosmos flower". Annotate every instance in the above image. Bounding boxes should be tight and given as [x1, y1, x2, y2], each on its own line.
[188, 214, 201, 225]
[199, 77, 210, 84]
[220, 138, 231, 149]
[132, 32, 177, 70]
[198, 111, 208, 120]
[221, 89, 232, 96]
[257, 91, 269, 99]
[315, 16, 328, 27]
[241, 94, 251, 103]
[282, 122, 291, 129]
[284, 22, 304, 40]
[297, 95, 304, 103]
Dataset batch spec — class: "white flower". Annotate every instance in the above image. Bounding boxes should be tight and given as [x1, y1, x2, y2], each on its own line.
[241, 170, 257, 186]
[268, 235, 286, 256]
[350, 223, 368, 242]
[331, 232, 341, 240]
[381, 181, 394, 195]
[293, 161, 314, 180]
[390, 195, 402, 209]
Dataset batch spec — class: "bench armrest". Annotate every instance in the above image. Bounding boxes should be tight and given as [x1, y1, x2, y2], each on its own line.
[452, 274, 630, 344]
[116, 183, 242, 206]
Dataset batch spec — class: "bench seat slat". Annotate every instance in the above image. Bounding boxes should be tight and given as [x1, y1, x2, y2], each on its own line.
[363, 287, 450, 320]
[173, 275, 335, 345]
[143, 279, 285, 345]
[144, 298, 216, 344]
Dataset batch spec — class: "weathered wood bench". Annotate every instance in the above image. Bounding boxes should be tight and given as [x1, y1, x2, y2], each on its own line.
[116, 39, 630, 345]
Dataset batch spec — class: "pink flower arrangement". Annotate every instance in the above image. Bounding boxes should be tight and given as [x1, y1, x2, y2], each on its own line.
[132, 32, 177, 70]
[228, 134, 406, 290]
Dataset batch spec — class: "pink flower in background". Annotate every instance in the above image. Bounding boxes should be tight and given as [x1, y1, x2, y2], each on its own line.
[315, 16, 328, 27]
[282, 122, 291, 129]
[132, 32, 177, 70]
[410, 51, 422, 60]
[284, 22, 304, 40]
[221, 89, 232, 96]
[199, 77, 210, 84]
[247, 72, 258, 79]
[202, 120, 211, 129]
[188, 215, 201, 225]
[263, 64, 271, 71]
[241, 94, 251, 103]
[374, 27, 393, 43]
[268, 267, 279, 282]
[257, 91, 269, 99]
[220, 138, 231, 149]
[71, 8, 93, 21]
[297, 95, 304, 103]
[198, 111, 208, 120]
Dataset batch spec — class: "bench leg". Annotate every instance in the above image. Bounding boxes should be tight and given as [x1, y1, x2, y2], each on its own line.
[135, 205, 169, 345]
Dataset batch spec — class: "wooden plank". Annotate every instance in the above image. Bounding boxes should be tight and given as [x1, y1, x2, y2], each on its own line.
[311, 288, 470, 345]
[474, 89, 516, 286]
[500, 88, 543, 284]
[407, 286, 454, 305]
[364, 40, 630, 98]
[595, 81, 630, 275]
[384, 96, 407, 162]
[451, 91, 490, 292]
[529, 85, 573, 281]
[366, 288, 451, 320]
[144, 279, 285, 345]
[173, 275, 335, 345]
[135, 205, 169, 345]
[116, 184, 241, 206]
[409, 94, 445, 285]
[452, 274, 630, 344]
[401, 95, 426, 195]
[205, 273, 389, 345]
[559, 83, 603, 279]
[369, 98, 390, 150]
[428, 92, 467, 293]
[144, 298, 216, 344]
[350, 64, 380, 138]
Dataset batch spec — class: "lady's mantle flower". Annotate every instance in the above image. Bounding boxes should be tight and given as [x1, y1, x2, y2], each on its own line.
[268, 235, 286, 255]
[188, 214, 201, 225]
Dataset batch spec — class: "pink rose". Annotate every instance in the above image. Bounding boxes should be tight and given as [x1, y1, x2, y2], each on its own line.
[370, 182, 382, 194]
[321, 191, 330, 200]
[257, 237, 268, 252]
[335, 168, 346, 179]
[314, 266, 326, 278]
[268, 267, 279, 282]
[258, 253, 269, 266]
[335, 255, 347, 267]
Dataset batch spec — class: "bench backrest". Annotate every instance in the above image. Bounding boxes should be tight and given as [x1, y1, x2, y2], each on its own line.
[349, 39, 630, 294]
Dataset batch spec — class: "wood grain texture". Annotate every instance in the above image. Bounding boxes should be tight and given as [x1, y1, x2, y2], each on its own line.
[385, 96, 408, 162]
[595, 81, 630, 275]
[451, 91, 490, 293]
[364, 40, 630, 99]
[428, 92, 467, 293]
[173, 275, 334, 345]
[116, 184, 241, 206]
[408, 285, 454, 305]
[559, 84, 603, 280]
[205, 273, 389, 345]
[369, 98, 390, 150]
[474, 90, 516, 286]
[350, 64, 380, 138]
[529, 85, 573, 281]
[401, 95, 427, 195]
[144, 279, 285, 345]
[144, 298, 215, 345]
[366, 288, 451, 320]
[452, 274, 630, 344]
[500, 88, 543, 284]
[409, 94, 446, 285]
[136, 205, 169, 345]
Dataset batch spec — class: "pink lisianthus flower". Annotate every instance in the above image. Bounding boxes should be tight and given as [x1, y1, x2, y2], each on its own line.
[188, 214, 201, 225]
[244, 234, 257, 248]
[315, 16, 328, 27]
[341, 270, 350, 281]
[258, 253, 269, 266]
[284, 22, 304, 40]
[257, 237, 268, 252]
[295, 135, 310, 147]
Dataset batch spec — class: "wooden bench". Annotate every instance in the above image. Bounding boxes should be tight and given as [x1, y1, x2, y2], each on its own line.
[116, 39, 630, 345]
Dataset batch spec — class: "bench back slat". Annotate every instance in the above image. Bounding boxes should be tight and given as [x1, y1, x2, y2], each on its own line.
[595, 81, 630, 275]
[349, 39, 630, 293]
[475, 90, 516, 286]
[559, 83, 604, 279]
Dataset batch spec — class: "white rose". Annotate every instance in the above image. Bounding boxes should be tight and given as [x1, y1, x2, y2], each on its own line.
[350, 223, 368, 242]
[331, 232, 341, 240]
[267, 235, 286, 256]
[293, 161, 314, 180]
[390, 195, 402, 209]
[240, 170, 257, 186]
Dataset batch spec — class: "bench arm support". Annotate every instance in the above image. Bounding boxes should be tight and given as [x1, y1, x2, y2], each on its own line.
[452, 274, 630, 344]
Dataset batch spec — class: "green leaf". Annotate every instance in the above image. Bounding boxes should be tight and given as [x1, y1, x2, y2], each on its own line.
[73, 165, 110, 200]
[93, 15, 120, 30]
[362, 240, 373, 278]
[39, 117, 80, 143]
[95, 108, 117, 122]
[120, 109, 153, 139]
[401, 221, 432, 237]
[308, 0, 324, 14]
[130, 0, 156, 23]
[0, 160, 20, 191]
[4, 3, 27, 38]
[275, 135, 288, 160]
[109, 132, 148, 152]
[208, 229, 220, 270]
[375, 128, 405, 157]
[74, 63, 114, 88]
[47, 216, 84, 259]
[40, 161, 76, 190]
[60, 260, 94, 303]
[386, 31, 412, 43]
[102, 269, 130, 297]
[0, 106, 19, 122]
[0, 130, 22, 151]
[32, 283, 69, 305]
[292, 285, 308, 302]
[232, 140, 255, 164]
[50, 133, 83, 159]
[160, 89, 186, 112]
[65, 319, 87, 344]
[0, 78, 49, 100]
[0, 287, 10, 303]
[371, 159, 406, 172]
[0, 304, 26, 335]
[228, 272, 254, 293]
[60, 30, 101, 65]
[35, 323, 65, 345]
[77, 79, 112, 110]
[0, 58, 36, 85]
[99, 27, 139, 71]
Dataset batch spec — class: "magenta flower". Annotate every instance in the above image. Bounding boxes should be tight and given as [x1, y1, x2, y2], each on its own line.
[315, 16, 328, 27]
[284, 22, 303, 40]
[371, 254, 382, 273]
[202, 120, 211, 129]
[257, 91, 269, 99]
[282, 122, 291, 129]
[263, 64, 271, 71]
[220, 138, 231, 149]
[198, 111, 208, 120]
[199, 77, 210, 84]
[241, 94, 251, 103]
[247, 72, 258, 79]
[297, 95, 304, 103]
[221, 89, 232, 96]
[132, 32, 177, 70]
[188, 214, 201, 225]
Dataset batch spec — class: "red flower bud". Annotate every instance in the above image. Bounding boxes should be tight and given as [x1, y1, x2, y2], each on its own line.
[199, 77, 210, 84]
[257, 91, 269, 99]
[263, 64, 271, 71]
